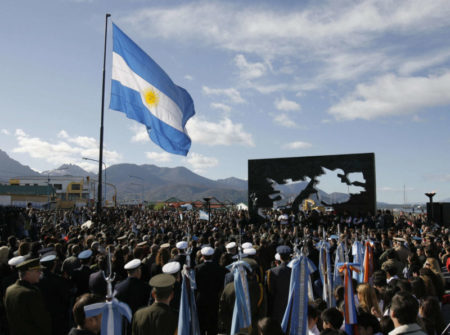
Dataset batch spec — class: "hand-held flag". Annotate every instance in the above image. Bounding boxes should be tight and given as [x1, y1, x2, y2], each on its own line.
[337, 263, 360, 335]
[282, 255, 317, 335]
[110, 24, 195, 156]
[84, 299, 132, 335]
[227, 260, 252, 334]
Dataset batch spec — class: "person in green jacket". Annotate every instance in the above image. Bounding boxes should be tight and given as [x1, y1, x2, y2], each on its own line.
[132, 273, 178, 335]
[4, 258, 52, 335]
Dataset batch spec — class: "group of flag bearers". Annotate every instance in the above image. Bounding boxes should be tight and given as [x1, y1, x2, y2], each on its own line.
[58, 228, 374, 335]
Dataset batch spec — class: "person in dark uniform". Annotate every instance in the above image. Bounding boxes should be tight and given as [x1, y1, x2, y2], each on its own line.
[266, 245, 292, 325]
[38, 254, 71, 335]
[218, 258, 267, 335]
[68, 293, 104, 335]
[88, 254, 108, 297]
[195, 246, 227, 335]
[114, 258, 151, 314]
[132, 274, 178, 335]
[72, 250, 94, 297]
[172, 241, 187, 266]
[161, 261, 182, 313]
[4, 258, 52, 335]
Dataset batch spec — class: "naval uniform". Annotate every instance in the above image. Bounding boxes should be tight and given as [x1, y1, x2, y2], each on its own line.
[4, 279, 52, 335]
[195, 260, 227, 335]
[266, 262, 291, 324]
[114, 277, 151, 314]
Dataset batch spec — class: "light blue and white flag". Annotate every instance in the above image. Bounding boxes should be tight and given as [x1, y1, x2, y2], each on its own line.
[199, 210, 210, 221]
[318, 241, 335, 307]
[282, 255, 317, 335]
[84, 299, 132, 335]
[178, 269, 200, 335]
[227, 260, 252, 334]
[334, 241, 346, 287]
[352, 240, 364, 283]
[110, 24, 195, 156]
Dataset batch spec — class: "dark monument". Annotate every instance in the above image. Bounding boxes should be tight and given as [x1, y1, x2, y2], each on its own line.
[248, 153, 376, 218]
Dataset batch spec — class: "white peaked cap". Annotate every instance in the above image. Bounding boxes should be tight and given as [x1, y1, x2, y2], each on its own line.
[201, 246, 214, 256]
[226, 242, 236, 249]
[124, 259, 141, 270]
[8, 255, 25, 267]
[162, 261, 181, 274]
[176, 241, 188, 250]
[243, 247, 256, 256]
[242, 242, 253, 249]
[40, 254, 57, 263]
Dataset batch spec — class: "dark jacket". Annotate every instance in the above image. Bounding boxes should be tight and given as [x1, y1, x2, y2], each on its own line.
[114, 277, 151, 314]
[4, 279, 52, 335]
[132, 302, 177, 335]
[266, 262, 291, 324]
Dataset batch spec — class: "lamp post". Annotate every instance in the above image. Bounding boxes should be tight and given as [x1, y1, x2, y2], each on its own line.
[129, 175, 144, 204]
[425, 192, 436, 223]
[83, 157, 107, 206]
[203, 197, 212, 225]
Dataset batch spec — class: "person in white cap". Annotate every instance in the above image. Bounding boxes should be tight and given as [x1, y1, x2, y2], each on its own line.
[173, 241, 188, 266]
[114, 259, 151, 315]
[195, 246, 227, 335]
[161, 261, 182, 313]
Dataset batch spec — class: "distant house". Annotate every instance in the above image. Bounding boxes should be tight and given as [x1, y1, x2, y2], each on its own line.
[236, 202, 248, 210]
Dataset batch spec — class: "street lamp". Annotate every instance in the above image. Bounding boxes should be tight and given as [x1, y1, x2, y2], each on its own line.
[425, 191, 436, 223]
[203, 197, 212, 225]
[129, 175, 144, 204]
[83, 157, 107, 206]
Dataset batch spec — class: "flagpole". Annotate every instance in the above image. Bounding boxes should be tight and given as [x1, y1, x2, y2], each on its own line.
[97, 13, 111, 215]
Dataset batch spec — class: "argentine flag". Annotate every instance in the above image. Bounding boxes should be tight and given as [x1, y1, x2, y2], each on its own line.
[110, 24, 195, 156]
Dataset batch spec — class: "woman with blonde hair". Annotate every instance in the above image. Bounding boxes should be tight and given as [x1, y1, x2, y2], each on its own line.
[424, 257, 445, 284]
[357, 283, 382, 319]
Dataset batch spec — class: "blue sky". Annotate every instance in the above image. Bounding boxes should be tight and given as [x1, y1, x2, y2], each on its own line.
[1, 0, 449, 204]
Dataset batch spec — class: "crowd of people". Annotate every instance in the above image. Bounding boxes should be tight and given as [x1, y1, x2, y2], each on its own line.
[0, 204, 449, 335]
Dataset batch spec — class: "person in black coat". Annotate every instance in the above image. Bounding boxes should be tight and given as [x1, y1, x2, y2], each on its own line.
[38, 255, 71, 335]
[88, 254, 109, 297]
[72, 250, 94, 297]
[114, 259, 151, 314]
[266, 245, 292, 325]
[195, 246, 227, 335]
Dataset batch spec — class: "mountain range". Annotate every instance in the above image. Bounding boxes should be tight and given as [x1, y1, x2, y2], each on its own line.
[0, 149, 431, 207]
[0, 149, 248, 203]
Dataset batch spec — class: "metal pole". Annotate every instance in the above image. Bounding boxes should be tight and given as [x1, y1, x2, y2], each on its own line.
[97, 13, 111, 215]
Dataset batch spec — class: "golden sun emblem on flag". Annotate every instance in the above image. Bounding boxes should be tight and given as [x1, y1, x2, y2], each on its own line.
[144, 89, 159, 107]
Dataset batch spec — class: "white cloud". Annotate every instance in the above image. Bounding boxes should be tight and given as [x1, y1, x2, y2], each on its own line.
[234, 54, 266, 80]
[210, 103, 231, 113]
[186, 152, 218, 173]
[57, 130, 69, 139]
[329, 71, 450, 120]
[130, 124, 150, 143]
[273, 113, 297, 128]
[12, 129, 121, 166]
[283, 141, 312, 149]
[145, 151, 172, 163]
[184, 74, 193, 80]
[275, 98, 301, 112]
[1, 129, 10, 135]
[187, 117, 254, 147]
[398, 49, 450, 75]
[202, 86, 245, 104]
[123, 1, 450, 58]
